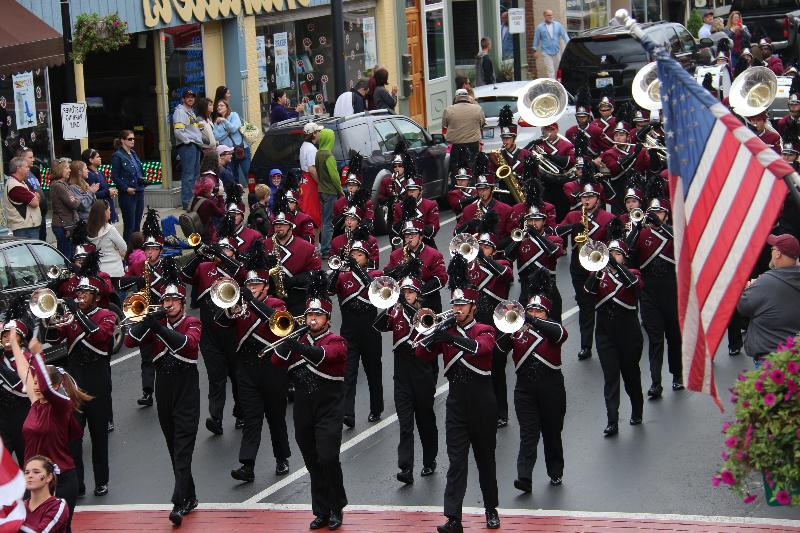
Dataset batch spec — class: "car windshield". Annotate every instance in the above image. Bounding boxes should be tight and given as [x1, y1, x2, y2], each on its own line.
[262, 127, 345, 165]
[563, 36, 647, 65]
[476, 96, 518, 118]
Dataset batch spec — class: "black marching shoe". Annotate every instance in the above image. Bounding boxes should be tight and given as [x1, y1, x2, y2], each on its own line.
[630, 417, 643, 426]
[328, 510, 343, 530]
[137, 391, 153, 407]
[78, 484, 86, 498]
[729, 346, 742, 356]
[486, 508, 501, 529]
[287, 383, 295, 403]
[231, 464, 255, 482]
[647, 384, 663, 400]
[367, 412, 382, 423]
[275, 458, 290, 476]
[672, 380, 685, 391]
[169, 505, 183, 526]
[420, 461, 437, 477]
[309, 515, 329, 529]
[343, 416, 355, 429]
[94, 484, 109, 497]
[107, 420, 115, 433]
[550, 476, 563, 486]
[603, 423, 619, 437]
[396, 469, 414, 485]
[235, 418, 245, 430]
[514, 478, 532, 493]
[578, 348, 592, 360]
[205, 417, 223, 436]
[182, 497, 198, 515]
[436, 517, 464, 533]
[496, 417, 508, 428]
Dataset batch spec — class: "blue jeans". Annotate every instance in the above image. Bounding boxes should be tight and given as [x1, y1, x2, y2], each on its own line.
[319, 192, 338, 257]
[52, 225, 73, 258]
[12, 227, 40, 240]
[230, 145, 251, 188]
[754, 357, 764, 369]
[177, 143, 201, 209]
[119, 191, 145, 243]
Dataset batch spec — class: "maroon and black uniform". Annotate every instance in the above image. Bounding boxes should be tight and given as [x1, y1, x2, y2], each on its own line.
[385, 245, 448, 312]
[54, 272, 114, 309]
[599, 145, 650, 206]
[565, 124, 596, 157]
[392, 197, 441, 242]
[330, 233, 380, 268]
[0, 351, 29, 465]
[125, 258, 166, 395]
[626, 222, 681, 389]
[532, 136, 576, 225]
[447, 186, 476, 224]
[459, 199, 513, 240]
[264, 236, 322, 315]
[585, 262, 644, 425]
[587, 116, 619, 154]
[756, 128, 782, 154]
[377, 173, 406, 228]
[231, 224, 263, 252]
[489, 146, 531, 205]
[330, 266, 385, 420]
[776, 114, 800, 137]
[505, 229, 565, 314]
[271, 329, 348, 520]
[508, 318, 568, 484]
[333, 195, 375, 224]
[556, 207, 615, 351]
[283, 209, 316, 243]
[22, 496, 70, 533]
[506, 201, 557, 235]
[125, 313, 202, 509]
[416, 320, 498, 521]
[373, 302, 437, 473]
[44, 305, 115, 492]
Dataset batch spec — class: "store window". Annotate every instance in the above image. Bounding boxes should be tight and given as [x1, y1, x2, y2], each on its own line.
[631, 0, 661, 23]
[566, 0, 609, 34]
[165, 24, 205, 113]
[425, 7, 447, 80]
[452, 0, 479, 67]
[0, 69, 53, 169]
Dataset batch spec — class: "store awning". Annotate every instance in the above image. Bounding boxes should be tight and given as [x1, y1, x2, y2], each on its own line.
[0, 3, 64, 77]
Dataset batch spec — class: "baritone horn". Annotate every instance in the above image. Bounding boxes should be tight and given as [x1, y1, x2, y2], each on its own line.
[517, 79, 568, 127]
[368, 276, 400, 309]
[449, 233, 479, 262]
[632, 62, 662, 111]
[729, 66, 778, 117]
[630, 208, 645, 224]
[210, 278, 240, 309]
[579, 240, 610, 271]
[493, 300, 526, 334]
[29, 288, 73, 326]
[511, 228, 526, 242]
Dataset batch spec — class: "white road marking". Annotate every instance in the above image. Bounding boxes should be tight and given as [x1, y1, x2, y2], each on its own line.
[73, 502, 800, 527]
[110, 350, 139, 366]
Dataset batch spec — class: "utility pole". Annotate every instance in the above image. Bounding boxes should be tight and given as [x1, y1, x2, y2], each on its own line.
[331, 0, 347, 98]
[60, 0, 80, 159]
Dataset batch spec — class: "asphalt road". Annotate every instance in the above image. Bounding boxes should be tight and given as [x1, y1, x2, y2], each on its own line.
[78, 207, 800, 521]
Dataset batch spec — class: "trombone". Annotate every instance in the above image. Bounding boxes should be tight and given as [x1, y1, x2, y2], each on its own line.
[257, 310, 308, 358]
[410, 308, 456, 348]
[121, 292, 164, 325]
[29, 288, 74, 327]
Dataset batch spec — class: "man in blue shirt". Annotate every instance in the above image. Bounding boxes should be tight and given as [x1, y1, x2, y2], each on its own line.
[532, 9, 570, 79]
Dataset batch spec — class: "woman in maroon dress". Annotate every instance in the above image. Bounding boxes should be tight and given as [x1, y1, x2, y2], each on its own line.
[21, 455, 69, 533]
[10, 335, 91, 532]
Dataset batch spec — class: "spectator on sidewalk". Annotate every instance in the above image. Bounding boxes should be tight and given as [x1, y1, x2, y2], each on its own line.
[737, 234, 800, 366]
[16, 147, 47, 241]
[270, 90, 303, 124]
[216, 145, 237, 190]
[501, 8, 514, 61]
[372, 68, 398, 113]
[189, 173, 226, 242]
[4, 156, 41, 239]
[87, 200, 126, 277]
[454, 75, 476, 103]
[82, 148, 118, 224]
[698, 11, 714, 39]
[725, 11, 751, 68]
[68, 160, 99, 222]
[475, 37, 496, 86]
[50, 159, 80, 257]
[173, 89, 203, 209]
[212, 99, 249, 187]
[533, 9, 570, 79]
[315, 128, 344, 258]
[333, 79, 369, 117]
[196, 97, 218, 156]
[124, 232, 146, 275]
[268, 169, 285, 211]
[300, 122, 323, 233]
[111, 129, 146, 242]
[442, 89, 486, 173]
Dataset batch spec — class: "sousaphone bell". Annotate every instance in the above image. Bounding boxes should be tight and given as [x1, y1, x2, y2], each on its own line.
[729, 66, 778, 117]
[632, 62, 662, 111]
[517, 79, 568, 128]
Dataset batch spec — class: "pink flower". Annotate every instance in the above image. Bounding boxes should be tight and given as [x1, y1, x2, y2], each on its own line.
[738, 373, 747, 381]
[744, 424, 753, 449]
[725, 436, 739, 448]
[771, 369, 785, 385]
[754, 380, 764, 393]
[742, 400, 750, 408]
[721, 451, 729, 460]
[796, 428, 800, 440]
[775, 490, 791, 505]
[763, 393, 777, 406]
[736, 450, 747, 460]
[743, 494, 757, 504]
[788, 361, 800, 375]
[711, 475, 722, 487]
[720, 470, 736, 485]
[722, 421, 731, 431]
[730, 394, 738, 404]
[789, 380, 798, 392]
[785, 391, 792, 401]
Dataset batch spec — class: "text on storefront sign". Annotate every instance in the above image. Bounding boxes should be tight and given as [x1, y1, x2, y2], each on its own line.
[143, 0, 312, 28]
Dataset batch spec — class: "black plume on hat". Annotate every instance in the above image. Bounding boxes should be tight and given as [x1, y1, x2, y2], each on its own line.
[645, 173, 668, 202]
[600, 84, 615, 104]
[578, 170, 601, 189]
[348, 187, 370, 211]
[352, 220, 372, 242]
[271, 188, 289, 217]
[389, 256, 423, 282]
[782, 116, 800, 143]
[790, 72, 800, 99]
[606, 217, 626, 242]
[453, 145, 472, 173]
[576, 85, 592, 111]
[347, 150, 364, 176]
[527, 266, 554, 298]
[306, 270, 330, 301]
[478, 209, 498, 235]
[625, 172, 647, 193]
[522, 157, 543, 208]
[473, 151, 489, 178]
[4, 295, 33, 340]
[78, 249, 101, 278]
[225, 182, 243, 208]
[71, 219, 89, 248]
[217, 212, 238, 240]
[401, 195, 417, 222]
[243, 239, 277, 271]
[393, 139, 418, 177]
[143, 208, 163, 239]
[498, 104, 514, 129]
[447, 253, 469, 292]
[616, 100, 636, 125]
[160, 255, 182, 287]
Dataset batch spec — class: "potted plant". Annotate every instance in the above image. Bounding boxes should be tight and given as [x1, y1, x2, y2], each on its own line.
[712, 334, 800, 506]
[72, 13, 130, 64]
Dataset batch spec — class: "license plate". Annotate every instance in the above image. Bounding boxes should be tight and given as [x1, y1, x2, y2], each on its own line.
[596, 77, 613, 88]
[482, 128, 495, 140]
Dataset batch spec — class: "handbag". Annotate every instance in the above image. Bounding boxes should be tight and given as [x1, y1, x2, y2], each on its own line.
[234, 145, 245, 160]
[239, 121, 263, 145]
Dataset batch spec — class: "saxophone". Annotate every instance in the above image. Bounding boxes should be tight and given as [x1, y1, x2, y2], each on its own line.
[574, 204, 590, 246]
[492, 150, 525, 204]
[269, 234, 288, 299]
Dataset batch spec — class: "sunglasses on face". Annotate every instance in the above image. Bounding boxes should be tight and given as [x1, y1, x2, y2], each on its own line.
[126, 137, 135, 141]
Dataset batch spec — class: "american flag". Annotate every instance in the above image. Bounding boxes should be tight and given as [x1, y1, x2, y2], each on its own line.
[0, 441, 25, 533]
[657, 53, 794, 407]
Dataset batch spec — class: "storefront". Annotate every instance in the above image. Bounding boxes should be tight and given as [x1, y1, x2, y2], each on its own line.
[566, 0, 610, 33]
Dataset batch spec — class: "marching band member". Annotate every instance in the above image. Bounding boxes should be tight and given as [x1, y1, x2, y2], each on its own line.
[565, 103, 595, 159]
[43, 267, 115, 499]
[776, 93, 800, 137]
[625, 179, 683, 398]
[281, 189, 317, 244]
[505, 158, 556, 236]
[374, 266, 438, 485]
[759, 38, 784, 75]
[447, 156, 476, 225]
[224, 244, 291, 482]
[222, 184, 262, 251]
[181, 220, 243, 435]
[617, 181, 645, 228]
[561, 158, 595, 213]
[782, 142, 800, 171]
[597, 124, 650, 211]
[531, 123, 576, 223]
[384, 219, 448, 313]
[556, 177, 614, 361]
[488, 105, 530, 206]
[330, 207, 379, 268]
[416, 255, 500, 532]
[50, 223, 114, 309]
[333, 152, 375, 234]
[627, 110, 650, 137]
[500, 271, 567, 493]
[749, 111, 783, 154]
[1, 297, 34, 465]
[328, 240, 385, 428]
[124, 259, 202, 526]
[587, 95, 620, 154]
[271, 272, 348, 531]
[584, 238, 644, 437]
[456, 153, 512, 239]
[378, 142, 412, 230]
[392, 177, 440, 247]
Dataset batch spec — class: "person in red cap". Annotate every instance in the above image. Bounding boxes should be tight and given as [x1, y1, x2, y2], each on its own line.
[748, 112, 782, 154]
[124, 259, 203, 526]
[1, 296, 35, 465]
[327, 240, 385, 428]
[597, 124, 650, 212]
[416, 254, 500, 532]
[737, 233, 800, 367]
[270, 272, 348, 531]
[374, 263, 438, 485]
[556, 176, 615, 360]
[584, 234, 644, 437]
[330, 207, 380, 267]
[447, 150, 476, 225]
[587, 94, 620, 154]
[392, 177, 441, 247]
[456, 153, 512, 239]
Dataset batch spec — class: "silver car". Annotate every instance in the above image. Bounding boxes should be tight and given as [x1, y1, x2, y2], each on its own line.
[472, 81, 577, 152]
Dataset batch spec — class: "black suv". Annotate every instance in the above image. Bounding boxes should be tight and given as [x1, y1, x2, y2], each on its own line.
[559, 22, 709, 107]
[250, 111, 449, 234]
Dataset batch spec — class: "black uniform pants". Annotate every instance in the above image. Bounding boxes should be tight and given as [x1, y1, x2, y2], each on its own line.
[596, 309, 644, 424]
[69, 357, 110, 487]
[394, 349, 438, 471]
[0, 398, 29, 465]
[200, 328, 240, 421]
[294, 379, 348, 518]
[236, 357, 291, 465]
[491, 346, 509, 420]
[343, 317, 384, 419]
[570, 266, 594, 349]
[514, 366, 566, 482]
[140, 339, 155, 393]
[641, 276, 682, 387]
[443, 374, 498, 519]
[155, 365, 200, 506]
[55, 467, 78, 533]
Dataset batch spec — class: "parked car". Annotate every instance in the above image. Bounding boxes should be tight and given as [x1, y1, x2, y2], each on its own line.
[558, 21, 710, 108]
[472, 81, 577, 152]
[0, 237, 125, 359]
[249, 111, 450, 234]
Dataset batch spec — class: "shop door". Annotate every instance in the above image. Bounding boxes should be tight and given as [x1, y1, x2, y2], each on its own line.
[405, 0, 426, 126]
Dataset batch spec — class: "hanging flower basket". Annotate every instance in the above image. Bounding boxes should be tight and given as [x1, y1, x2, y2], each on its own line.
[72, 13, 130, 64]
[712, 335, 800, 506]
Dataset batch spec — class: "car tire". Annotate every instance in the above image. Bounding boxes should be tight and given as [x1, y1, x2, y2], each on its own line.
[108, 302, 124, 355]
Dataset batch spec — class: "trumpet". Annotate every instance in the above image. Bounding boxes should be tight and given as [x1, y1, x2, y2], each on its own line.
[188, 232, 214, 259]
[511, 228, 526, 242]
[328, 255, 348, 270]
[368, 276, 400, 309]
[29, 288, 73, 327]
[493, 300, 526, 334]
[629, 208, 645, 224]
[47, 266, 72, 280]
[449, 233, 479, 262]
[210, 278, 247, 318]
[121, 292, 164, 324]
[578, 240, 609, 272]
[410, 308, 456, 347]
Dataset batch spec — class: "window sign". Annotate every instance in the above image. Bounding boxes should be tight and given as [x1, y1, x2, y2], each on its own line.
[256, 35, 269, 93]
[61, 103, 88, 140]
[12, 72, 36, 130]
[275, 32, 291, 89]
[363, 17, 377, 69]
[508, 8, 525, 34]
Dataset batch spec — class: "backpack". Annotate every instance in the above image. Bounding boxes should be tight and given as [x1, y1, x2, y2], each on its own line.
[179, 197, 207, 238]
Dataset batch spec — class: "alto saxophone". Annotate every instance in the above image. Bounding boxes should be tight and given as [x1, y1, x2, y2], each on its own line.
[269, 234, 288, 299]
[492, 150, 525, 204]
[574, 204, 590, 246]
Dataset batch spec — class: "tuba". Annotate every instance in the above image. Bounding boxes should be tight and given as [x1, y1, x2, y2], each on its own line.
[449, 233, 479, 262]
[579, 240, 610, 272]
[729, 66, 778, 118]
[410, 309, 456, 347]
[368, 276, 400, 309]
